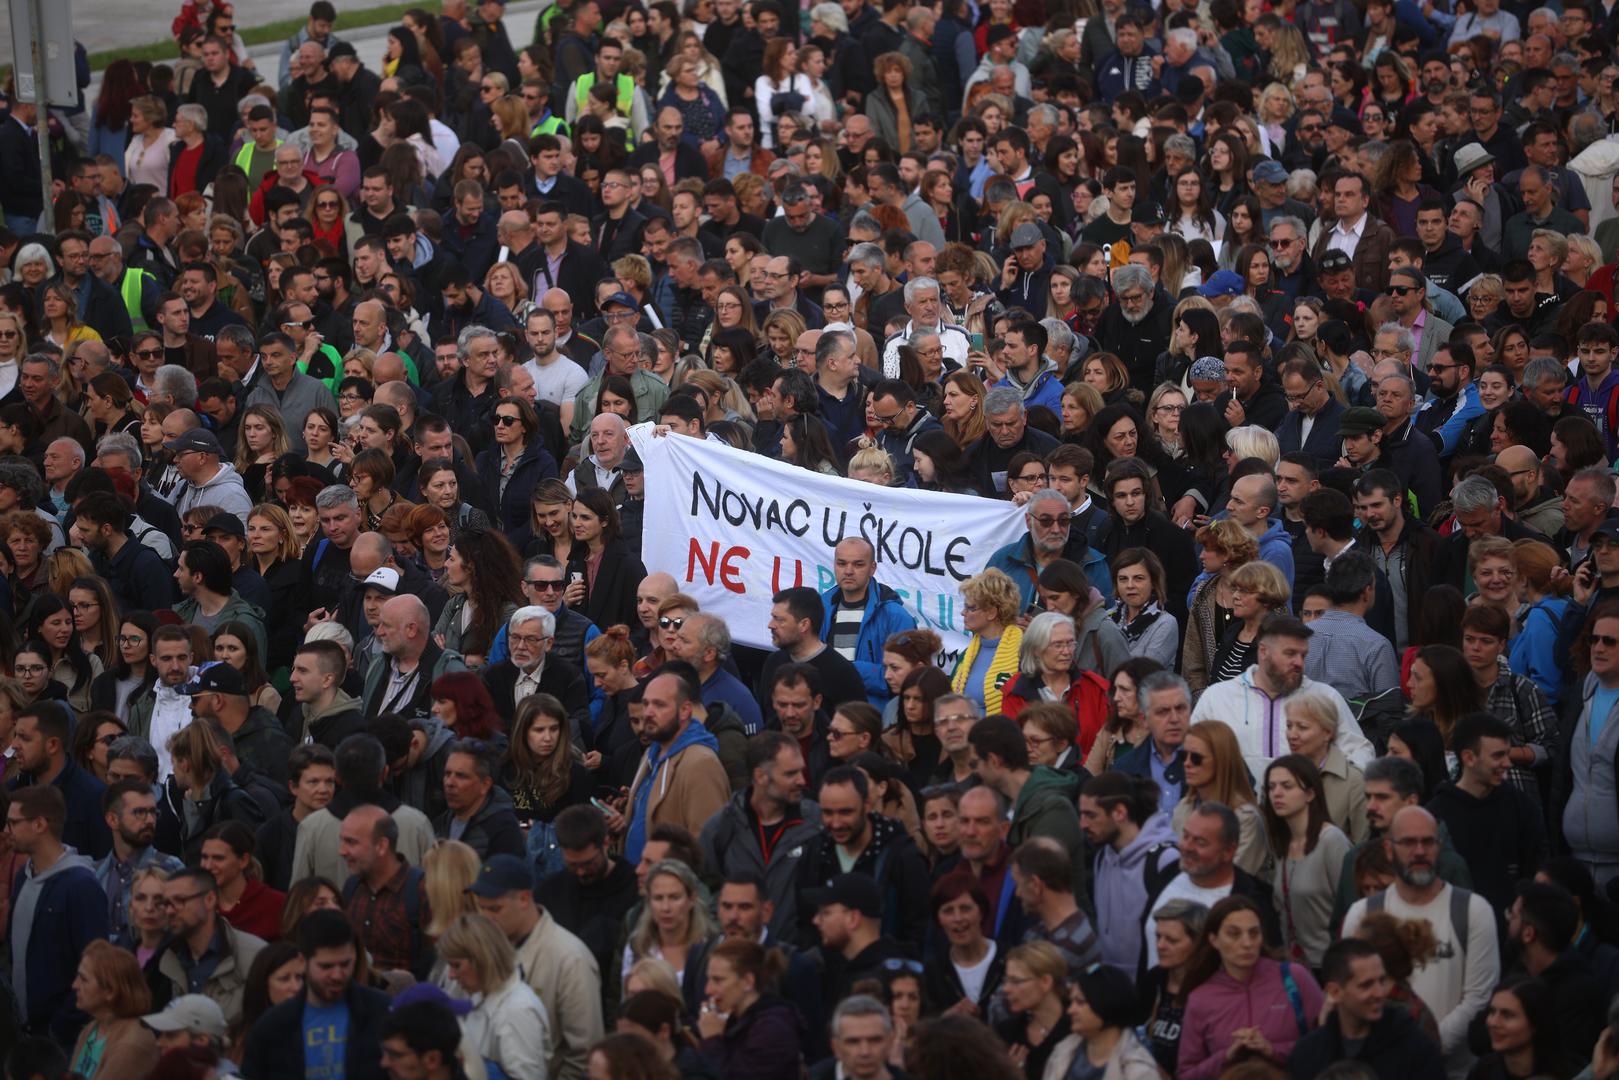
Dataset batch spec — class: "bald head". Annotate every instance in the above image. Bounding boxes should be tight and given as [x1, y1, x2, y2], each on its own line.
[348, 532, 392, 578]
[1227, 472, 1277, 531]
[498, 211, 532, 242]
[372, 352, 407, 385]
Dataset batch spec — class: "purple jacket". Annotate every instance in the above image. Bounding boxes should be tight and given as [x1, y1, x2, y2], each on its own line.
[1178, 958, 1324, 1080]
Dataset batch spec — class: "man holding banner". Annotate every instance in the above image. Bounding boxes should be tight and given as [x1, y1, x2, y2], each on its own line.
[820, 538, 916, 707]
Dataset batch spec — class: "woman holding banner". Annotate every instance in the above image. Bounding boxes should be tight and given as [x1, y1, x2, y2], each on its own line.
[951, 569, 1024, 717]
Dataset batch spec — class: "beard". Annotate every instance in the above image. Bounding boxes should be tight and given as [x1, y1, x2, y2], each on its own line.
[1394, 860, 1436, 888]
[1121, 304, 1151, 326]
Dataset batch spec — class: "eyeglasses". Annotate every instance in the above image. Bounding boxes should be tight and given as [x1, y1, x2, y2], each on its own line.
[659, 615, 686, 630]
[1594, 634, 1619, 647]
[494, 415, 522, 426]
[1154, 403, 1184, 414]
[117, 634, 146, 645]
[13, 664, 46, 675]
[1283, 380, 1322, 403]
[1015, 472, 1048, 483]
[338, 392, 366, 403]
[1297, 123, 1323, 133]
[96, 732, 122, 746]
[70, 601, 98, 612]
[0, 331, 18, 340]
[1029, 513, 1072, 528]
[160, 892, 210, 908]
[826, 727, 858, 740]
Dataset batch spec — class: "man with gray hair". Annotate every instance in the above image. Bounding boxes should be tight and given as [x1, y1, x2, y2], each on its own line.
[986, 488, 1113, 609]
[482, 605, 590, 738]
[816, 328, 867, 450]
[667, 612, 763, 735]
[428, 325, 502, 457]
[1160, 27, 1217, 97]
[1146, 799, 1282, 967]
[41, 437, 84, 514]
[568, 323, 669, 443]
[1268, 214, 1313, 300]
[364, 594, 468, 721]
[147, 365, 198, 409]
[827, 995, 900, 1080]
[92, 433, 183, 553]
[848, 242, 904, 335]
[1435, 475, 1553, 589]
[1093, 262, 1172, 395]
[880, 275, 971, 379]
[969, 387, 1061, 496]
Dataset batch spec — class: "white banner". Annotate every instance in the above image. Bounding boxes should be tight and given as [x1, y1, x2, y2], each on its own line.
[629, 425, 1028, 665]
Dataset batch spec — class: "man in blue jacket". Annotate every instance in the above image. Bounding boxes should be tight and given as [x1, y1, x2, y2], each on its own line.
[820, 537, 917, 706]
[987, 490, 1114, 611]
[1226, 473, 1297, 587]
[995, 319, 1064, 416]
[7, 784, 110, 1042]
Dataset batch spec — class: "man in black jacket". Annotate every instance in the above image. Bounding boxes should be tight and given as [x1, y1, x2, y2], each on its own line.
[536, 804, 640, 1011]
[432, 742, 524, 859]
[532, 200, 608, 318]
[1288, 939, 1443, 1080]
[593, 167, 648, 264]
[242, 910, 391, 1080]
[481, 606, 591, 738]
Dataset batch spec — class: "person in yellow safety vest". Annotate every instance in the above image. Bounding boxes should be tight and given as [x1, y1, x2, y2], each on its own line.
[562, 38, 649, 136]
[232, 105, 285, 188]
[90, 235, 159, 334]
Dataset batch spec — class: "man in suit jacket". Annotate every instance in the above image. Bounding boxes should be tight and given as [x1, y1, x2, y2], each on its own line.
[629, 108, 710, 182]
[532, 202, 610, 320]
[1276, 358, 1347, 470]
[480, 606, 591, 744]
[1311, 172, 1398, 295]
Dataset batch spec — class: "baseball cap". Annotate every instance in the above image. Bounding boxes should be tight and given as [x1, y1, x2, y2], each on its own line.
[621, 447, 644, 472]
[1338, 407, 1388, 437]
[1318, 249, 1353, 275]
[392, 982, 473, 1016]
[466, 854, 535, 898]
[203, 512, 245, 540]
[144, 995, 229, 1039]
[362, 567, 401, 595]
[1198, 270, 1244, 298]
[1592, 519, 1619, 544]
[1252, 159, 1288, 184]
[163, 428, 223, 456]
[1009, 222, 1044, 248]
[184, 662, 247, 697]
[806, 872, 883, 917]
[602, 290, 639, 311]
[1131, 201, 1165, 226]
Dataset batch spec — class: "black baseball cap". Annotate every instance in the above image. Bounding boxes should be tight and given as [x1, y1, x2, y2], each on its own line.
[806, 873, 882, 918]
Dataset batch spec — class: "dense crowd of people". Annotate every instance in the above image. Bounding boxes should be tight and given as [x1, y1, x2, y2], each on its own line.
[10, 0, 1619, 1076]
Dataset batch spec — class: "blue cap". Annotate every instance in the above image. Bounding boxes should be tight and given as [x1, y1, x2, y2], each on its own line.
[465, 854, 535, 898]
[391, 983, 473, 1016]
[1199, 270, 1244, 298]
[1252, 159, 1288, 184]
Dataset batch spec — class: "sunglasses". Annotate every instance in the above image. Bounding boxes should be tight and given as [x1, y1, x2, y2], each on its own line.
[526, 578, 564, 591]
[1185, 750, 1207, 765]
[659, 615, 686, 630]
[1595, 634, 1619, 647]
[494, 415, 522, 426]
[135, 348, 163, 359]
[1388, 285, 1420, 296]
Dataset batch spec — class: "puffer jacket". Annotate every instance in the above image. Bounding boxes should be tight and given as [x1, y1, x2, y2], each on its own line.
[1043, 1027, 1162, 1080]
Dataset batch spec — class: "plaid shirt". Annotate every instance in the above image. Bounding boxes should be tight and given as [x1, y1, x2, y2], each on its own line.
[344, 856, 429, 973]
[1482, 657, 1556, 799]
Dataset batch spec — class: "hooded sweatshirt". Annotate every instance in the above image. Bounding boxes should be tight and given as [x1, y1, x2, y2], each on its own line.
[303, 689, 365, 748]
[1009, 765, 1084, 852]
[996, 359, 1064, 414]
[172, 461, 253, 523]
[1254, 519, 1296, 585]
[625, 719, 724, 864]
[12, 848, 100, 1023]
[1094, 810, 1179, 971]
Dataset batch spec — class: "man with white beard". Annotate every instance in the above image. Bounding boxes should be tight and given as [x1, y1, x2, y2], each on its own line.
[1092, 263, 1173, 397]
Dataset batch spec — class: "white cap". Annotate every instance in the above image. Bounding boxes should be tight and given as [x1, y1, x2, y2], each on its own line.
[143, 994, 228, 1039]
[362, 567, 402, 595]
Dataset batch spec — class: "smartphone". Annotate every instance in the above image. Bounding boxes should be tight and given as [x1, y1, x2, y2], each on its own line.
[590, 796, 615, 815]
[970, 332, 985, 351]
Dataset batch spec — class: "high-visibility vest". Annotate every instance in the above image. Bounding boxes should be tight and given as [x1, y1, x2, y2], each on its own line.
[234, 138, 282, 175]
[119, 268, 155, 333]
[574, 72, 635, 121]
[531, 112, 569, 139]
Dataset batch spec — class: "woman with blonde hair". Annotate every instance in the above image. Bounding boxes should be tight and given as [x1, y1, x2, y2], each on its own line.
[1184, 519, 1259, 693]
[1258, 83, 1298, 153]
[1510, 538, 1573, 708]
[1284, 687, 1368, 842]
[680, 368, 753, 424]
[624, 859, 718, 984]
[760, 307, 807, 368]
[1208, 561, 1291, 686]
[423, 839, 481, 938]
[994, 940, 1072, 1077]
[439, 913, 551, 1080]
[1563, 234, 1602, 289]
[951, 568, 1024, 716]
[483, 261, 532, 322]
[1173, 719, 1267, 873]
[1468, 535, 1520, 631]
[41, 281, 100, 347]
[847, 439, 896, 485]
[68, 939, 159, 1080]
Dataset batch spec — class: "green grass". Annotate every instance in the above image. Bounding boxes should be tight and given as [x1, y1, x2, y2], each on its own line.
[81, 0, 421, 70]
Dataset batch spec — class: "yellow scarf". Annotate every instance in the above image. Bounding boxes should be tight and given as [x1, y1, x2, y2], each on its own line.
[950, 626, 1024, 717]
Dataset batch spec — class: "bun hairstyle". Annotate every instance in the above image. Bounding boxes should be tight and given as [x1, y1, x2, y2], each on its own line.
[586, 624, 637, 669]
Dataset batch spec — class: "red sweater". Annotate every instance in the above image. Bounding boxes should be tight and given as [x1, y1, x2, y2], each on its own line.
[221, 878, 286, 942]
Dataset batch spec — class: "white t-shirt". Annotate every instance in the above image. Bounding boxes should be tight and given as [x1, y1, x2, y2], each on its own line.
[954, 941, 999, 1006]
[526, 355, 590, 409]
[1146, 873, 1233, 967]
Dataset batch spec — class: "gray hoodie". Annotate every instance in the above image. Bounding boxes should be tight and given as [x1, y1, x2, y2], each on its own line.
[11, 848, 95, 1017]
[172, 462, 254, 524]
[1093, 810, 1179, 971]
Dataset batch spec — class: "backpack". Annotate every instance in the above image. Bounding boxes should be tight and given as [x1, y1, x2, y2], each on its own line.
[342, 865, 430, 978]
[1565, 381, 1619, 448]
[1365, 884, 1473, 951]
[1279, 961, 1309, 1037]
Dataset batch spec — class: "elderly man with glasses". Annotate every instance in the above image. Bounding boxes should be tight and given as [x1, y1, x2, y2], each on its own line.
[1093, 263, 1173, 396]
[986, 488, 1113, 613]
[568, 325, 669, 444]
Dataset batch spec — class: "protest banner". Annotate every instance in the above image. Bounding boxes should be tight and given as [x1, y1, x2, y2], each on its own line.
[628, 425, 1028, 666]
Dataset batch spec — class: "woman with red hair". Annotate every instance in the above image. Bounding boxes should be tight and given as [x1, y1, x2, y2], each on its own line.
[430, 671, 505, 744]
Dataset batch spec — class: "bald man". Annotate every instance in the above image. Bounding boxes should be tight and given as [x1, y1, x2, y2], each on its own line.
[1342, 805, 1500, 1074]
[362, 594, 468, 720]
[497, 210, 547, 292]
[1225, 473, 1296, 585]
[1497, 444, 1563, 536]
[567, 411, 631, 502]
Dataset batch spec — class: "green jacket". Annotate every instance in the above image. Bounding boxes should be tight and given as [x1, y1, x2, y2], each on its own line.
[172, 591, 268, 665]
[1009, 765, 1085, 852]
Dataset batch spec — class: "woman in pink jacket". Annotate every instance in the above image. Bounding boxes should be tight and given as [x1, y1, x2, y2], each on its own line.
[1176, 895, 1324, 1080]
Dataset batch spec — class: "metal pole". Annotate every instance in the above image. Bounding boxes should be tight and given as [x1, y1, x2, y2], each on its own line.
[26, 0, 53, 236]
